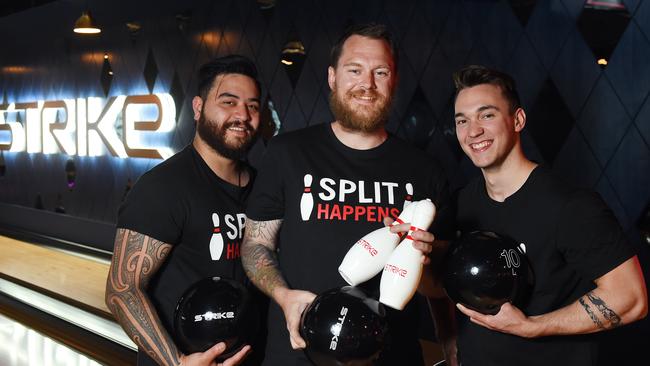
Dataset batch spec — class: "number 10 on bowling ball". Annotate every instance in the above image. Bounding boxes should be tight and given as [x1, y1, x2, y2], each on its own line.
[442, 231, 535, 315]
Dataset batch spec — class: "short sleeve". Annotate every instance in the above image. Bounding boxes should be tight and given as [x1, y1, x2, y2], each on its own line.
[117, 171, 184, 245]
[556, 190, 634, 280]
[427, 165, 456, 241]
[246, 140, 286, 221]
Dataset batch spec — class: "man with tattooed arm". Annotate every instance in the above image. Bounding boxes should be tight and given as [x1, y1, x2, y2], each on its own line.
[450, 65, 648, 365]
[106, 55, 263, 366]
[240, 23, 456, 365]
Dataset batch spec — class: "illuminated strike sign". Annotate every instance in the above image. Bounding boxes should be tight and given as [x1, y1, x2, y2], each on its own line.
[0, 93, 176, 159]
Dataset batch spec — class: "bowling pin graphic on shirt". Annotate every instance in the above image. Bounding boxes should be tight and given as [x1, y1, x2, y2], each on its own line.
[209, 213, 225, 260]
[300, 174, 314, 221]
[338, 202, 418, 286]
[402, 183, 413, 211]
[380, 199, 436, 310]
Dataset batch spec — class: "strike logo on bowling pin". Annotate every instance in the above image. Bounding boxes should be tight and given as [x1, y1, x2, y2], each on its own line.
[403, 183, 413, 211]
[300, 174, 314, 221]
[380, 199, 436, 310]
[338, 203, 417, 286]
[209, 213, 225, 260]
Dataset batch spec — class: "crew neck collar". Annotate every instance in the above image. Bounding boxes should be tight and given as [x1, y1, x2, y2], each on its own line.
[324, 122, 393, 159]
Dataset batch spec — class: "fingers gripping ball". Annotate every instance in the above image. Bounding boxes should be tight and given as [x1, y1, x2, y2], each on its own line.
[443, 231, 535, 315]
[173, 277, 258, 361]
[299, 286, 389, 366]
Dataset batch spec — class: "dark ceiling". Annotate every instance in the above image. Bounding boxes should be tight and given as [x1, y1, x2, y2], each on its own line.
[0, 0, 57, 18]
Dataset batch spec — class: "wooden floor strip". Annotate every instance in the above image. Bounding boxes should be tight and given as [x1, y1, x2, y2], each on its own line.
[0, 235, 110, 317]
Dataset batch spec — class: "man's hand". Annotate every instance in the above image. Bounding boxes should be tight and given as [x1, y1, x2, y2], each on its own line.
[385, 217, 434, 264]
[457, 256, 649, 339]
[442, 340, 459, 366]
[385, 216, 449, 297]
[456, 302, 538, 338]
[275, 288, 317, 349]
[179, 342, 251, 366]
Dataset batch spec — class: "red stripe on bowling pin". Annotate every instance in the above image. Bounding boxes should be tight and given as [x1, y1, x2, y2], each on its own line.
[380, 199, 436, 310]
[393, 218, 407, 238]
[338, 201, 418, 286]
[300, 174, 314, 221]
[406, 225, 423, 240]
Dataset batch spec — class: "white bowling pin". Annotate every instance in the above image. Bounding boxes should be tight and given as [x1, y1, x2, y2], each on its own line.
[403, 183, 413, 211]
[338, 202, 417, 286]
[300, 174, 314, 221]
[209, 213, 225, 260]
[380, 199, 436, 310]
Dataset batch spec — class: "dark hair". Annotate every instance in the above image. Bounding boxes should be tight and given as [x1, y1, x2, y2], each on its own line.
[453, 65, 521, 113]
[197, 55, 261, 100]
[330, 23, 398, 70]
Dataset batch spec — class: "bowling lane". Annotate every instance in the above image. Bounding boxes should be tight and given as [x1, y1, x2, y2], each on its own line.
[0, 312, 102, 366]
[0, 234, 111, 317]
[0, 234, 136, 365]
[0, 233, 447, 365]
[0, 277, 135, 351]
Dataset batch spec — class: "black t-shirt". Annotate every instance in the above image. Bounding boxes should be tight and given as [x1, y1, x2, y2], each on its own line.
[246, 123, 454, 365]
[455, 166, 634, 366]
[117, 145, 260, 365]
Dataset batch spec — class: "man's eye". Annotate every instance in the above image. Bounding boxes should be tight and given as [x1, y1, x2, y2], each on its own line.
[455, 119, 466, 125]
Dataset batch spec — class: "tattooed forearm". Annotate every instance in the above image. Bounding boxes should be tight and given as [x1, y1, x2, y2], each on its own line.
[105, 229, 181, 366]
[241, 219, 287, 298]
[578, 292, 622, 330]
[241, 244, 288, 297]
[587, 292, 622, 328]
[579, 297, 604, 329]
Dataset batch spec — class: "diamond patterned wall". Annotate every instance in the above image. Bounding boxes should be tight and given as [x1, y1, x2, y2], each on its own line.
[0, 1, 649, 360]
[0, 0, 649, 238]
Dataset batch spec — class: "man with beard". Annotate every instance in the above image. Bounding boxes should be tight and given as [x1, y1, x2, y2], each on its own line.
[106, 55, 262, 366]
[241, 23, 455, 365]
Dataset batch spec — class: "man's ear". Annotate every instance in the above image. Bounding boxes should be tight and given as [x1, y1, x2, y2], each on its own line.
[327, 66, 336, 91]
[514, 108, 526, 132]
[192, 96, 203, 122]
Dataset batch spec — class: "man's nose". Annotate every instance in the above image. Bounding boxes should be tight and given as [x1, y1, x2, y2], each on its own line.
[233, 103, 251, 122]
[468, 120, 484, 138]
[359, 71, 376, 90]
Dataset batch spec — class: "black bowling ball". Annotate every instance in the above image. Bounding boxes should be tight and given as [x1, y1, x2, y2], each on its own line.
[300, 286, 389, 366]
[173, 277, 258, 360]
[443, 231, 534, 315]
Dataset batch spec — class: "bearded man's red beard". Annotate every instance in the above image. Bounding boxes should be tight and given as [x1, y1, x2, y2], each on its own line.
[329, 87, 392, 133]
